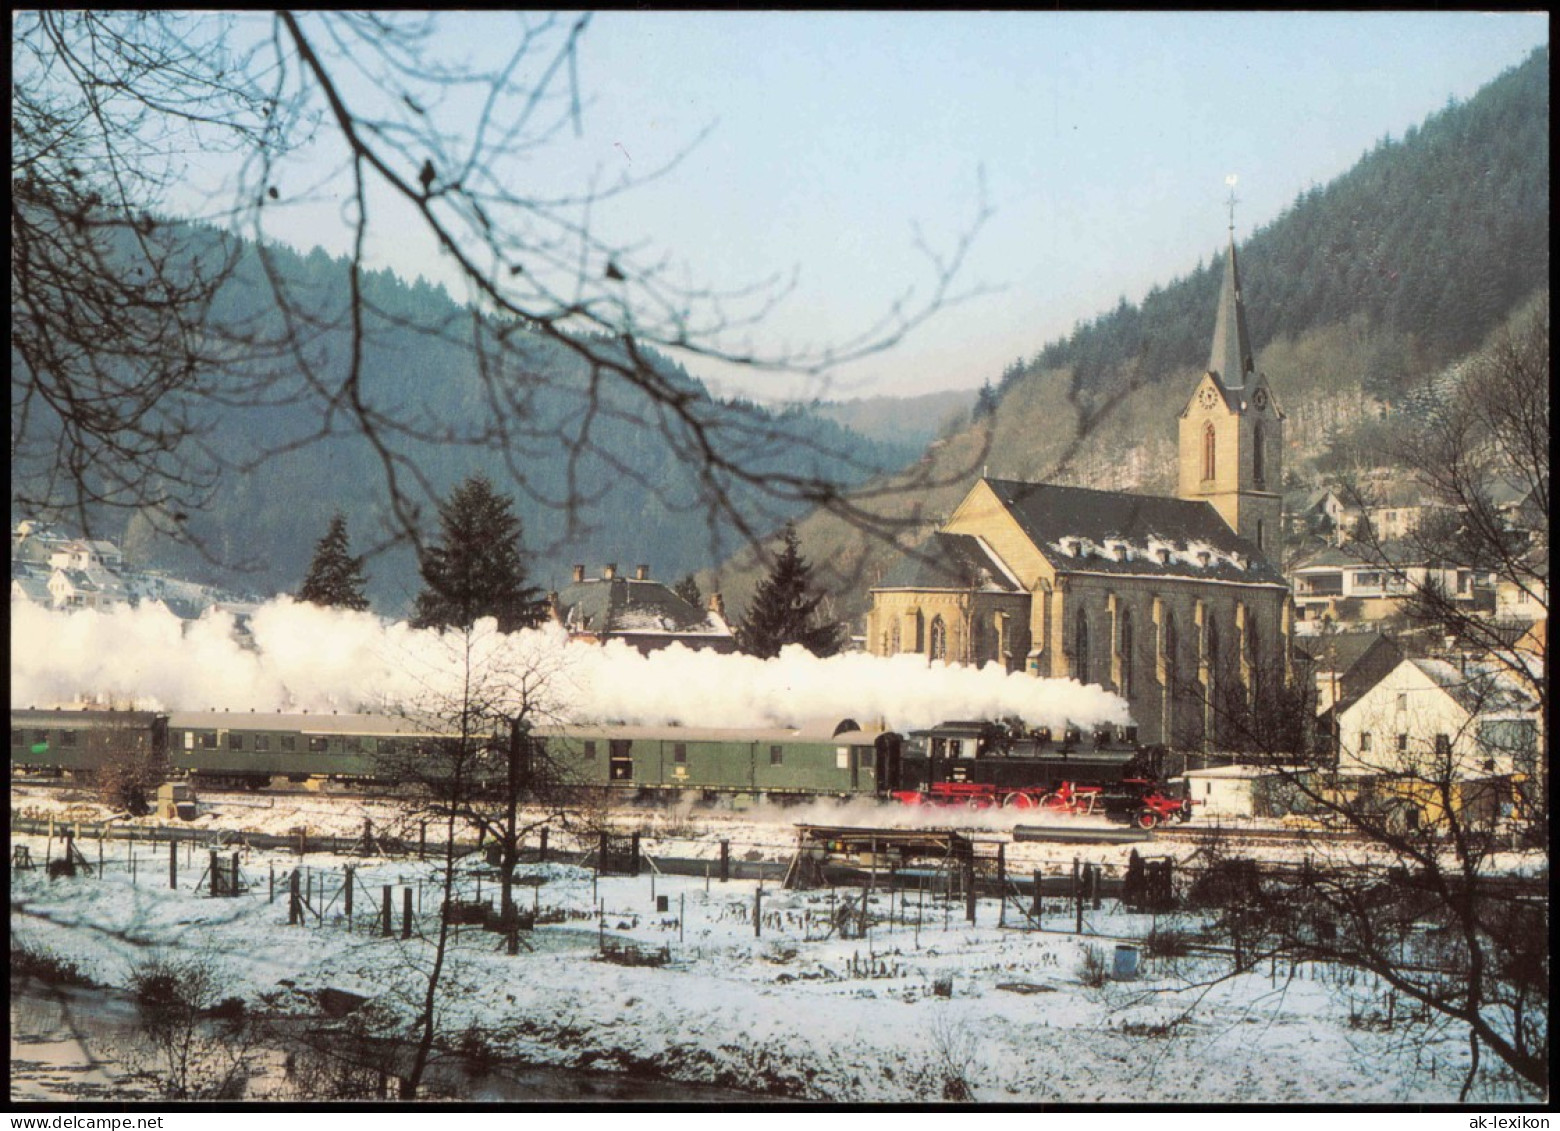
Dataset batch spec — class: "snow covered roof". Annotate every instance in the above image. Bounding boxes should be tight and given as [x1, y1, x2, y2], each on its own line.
[980, 478, 1287, 587]
[875, 532, 1023, 593]
[1182, 764, 1308, 780]
[555, 575, 730, 640]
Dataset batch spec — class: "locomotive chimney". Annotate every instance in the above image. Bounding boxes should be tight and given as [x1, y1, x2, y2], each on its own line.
[634, 564, 649, 581]
[708, 592, 726, 618]
[572, 564, 585, 584]
[603, 564, 617, 580]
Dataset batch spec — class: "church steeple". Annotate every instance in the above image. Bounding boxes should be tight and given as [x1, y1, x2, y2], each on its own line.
[1207, 232, 1254, 388]
[1179, 191, 1283, 558]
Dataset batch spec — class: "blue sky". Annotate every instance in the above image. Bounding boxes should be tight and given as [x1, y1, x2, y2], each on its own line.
[241, 11, 1549, 401]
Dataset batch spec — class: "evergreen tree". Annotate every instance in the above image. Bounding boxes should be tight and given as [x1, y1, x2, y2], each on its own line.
[411, 476, 545, 633]
[736, 523, 845, 658]
[673, 572, 703, 610]
[973, 380, 999, 421]
[296, 512, 370, 611]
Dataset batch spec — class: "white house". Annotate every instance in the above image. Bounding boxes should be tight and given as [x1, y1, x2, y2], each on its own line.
[1180, 764, 1309, 820]
[1335, 657, 1539, 783]
[1290, 540, 1494, 627]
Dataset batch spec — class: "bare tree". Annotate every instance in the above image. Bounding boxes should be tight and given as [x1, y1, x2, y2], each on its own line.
[1336, 295, 1547, 712]
[12, 12, 990, 572]
[375, 619, 578, 1097]
[1197, 648, 1547, 1098]
[88, 707, 170, 817]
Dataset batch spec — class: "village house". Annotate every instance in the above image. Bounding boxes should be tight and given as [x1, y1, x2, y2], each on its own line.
[548, 564, 736, 655]
[1334, 655, 1540, 825]
[1288, 540, 1494, 628]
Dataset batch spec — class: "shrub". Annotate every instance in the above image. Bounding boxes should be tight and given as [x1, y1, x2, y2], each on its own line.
[1077, 945, 1110, 988]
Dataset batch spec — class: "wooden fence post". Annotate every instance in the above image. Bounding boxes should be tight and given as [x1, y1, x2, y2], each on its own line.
[210, 850, 220, 896]
[289, 870, 301, 925]
[719, 840, 730, 883]
[997, 845, 1006, 927]
[964, 855, 976, 924]
[1073, 856, 1083, 934]
[344, 866, 354, 927]
[539, 828, 548, 864]
[1032, 868, 1043, 926]
[169, 838, 177, 890]
[381, 885, 392, 937]
[402, 888, 413, 939]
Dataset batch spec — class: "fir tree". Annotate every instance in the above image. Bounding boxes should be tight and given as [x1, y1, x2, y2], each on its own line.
[411, 476, 545, 633]
[296, 512, 370, 611]
[973, 380, 999, 420]
[673, 572, 703, 610]
[736, 523, 844, 658]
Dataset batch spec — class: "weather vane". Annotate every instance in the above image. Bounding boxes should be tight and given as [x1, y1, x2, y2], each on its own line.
[1225, 173, 1239, 234]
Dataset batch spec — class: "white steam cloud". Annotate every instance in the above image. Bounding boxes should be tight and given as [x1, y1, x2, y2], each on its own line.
[11, 598, 1129, 733]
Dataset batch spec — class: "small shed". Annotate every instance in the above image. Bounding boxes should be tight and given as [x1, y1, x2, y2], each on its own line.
[156, 781, 197, 821]
[1179, 765, 1306, 819]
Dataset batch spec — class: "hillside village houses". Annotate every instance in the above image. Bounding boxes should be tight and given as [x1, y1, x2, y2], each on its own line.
[867, 227, 1294, 754]
[10, 519, 239, 621]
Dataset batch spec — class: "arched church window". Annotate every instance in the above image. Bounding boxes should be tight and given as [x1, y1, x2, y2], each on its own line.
[1256, 519, 1265, 552]
[970, 613, 983, 664]
[929, 615, 948, 661]
[1119, 608, 1133, 700]
[889, 620, 901, 654]
[1246, 616, 1261, 699]
[1253, 423, 1266, 486]
[1074, 609, 1090, 684]
[1203, 423, 1217, 481]
[1163, 611, 1178, 693]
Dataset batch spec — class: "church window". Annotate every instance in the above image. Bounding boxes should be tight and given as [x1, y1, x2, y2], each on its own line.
[1246, 616, 1261, 699]
[970, 614, 983, 664]
[1163, 612, 1178, 693]
[1202, 423, 1217, 481]
[889, 620, 901, 654]
[1074, 610, 1090, 684]
[1119, 608, 1133, 700]
[929, 616, 948, 661]
[1253, 423, 1266, 486]
[1256, 519, 1265, 552]
[1206, 614, 1219, 683]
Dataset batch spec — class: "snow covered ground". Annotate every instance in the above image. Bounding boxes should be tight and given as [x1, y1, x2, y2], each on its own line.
[9, 787, 1542, 1104]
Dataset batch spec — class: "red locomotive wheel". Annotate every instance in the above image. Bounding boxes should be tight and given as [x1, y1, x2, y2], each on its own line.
[1004, 792, 1037, 809]
[1136, 810, 1159, 830]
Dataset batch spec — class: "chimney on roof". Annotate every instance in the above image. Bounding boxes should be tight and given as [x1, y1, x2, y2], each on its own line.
[603, 564, 617, 580]
[634, 564, 649, 581]
[708, 592, 725, 618]
[572, 564, 585, 583]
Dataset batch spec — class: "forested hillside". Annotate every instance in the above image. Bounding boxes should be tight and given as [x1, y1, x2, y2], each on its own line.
[48, 237, 919, 611]
[717, 47, 1549, 624]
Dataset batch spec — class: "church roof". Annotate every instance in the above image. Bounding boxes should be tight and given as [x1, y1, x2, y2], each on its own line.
[981, 478, 1288, 587]
[876, 532, 1022, 592]
[1208, 234, 1255, 392]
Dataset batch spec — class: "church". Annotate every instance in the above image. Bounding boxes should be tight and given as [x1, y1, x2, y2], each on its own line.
[865, 230, 1294, 751]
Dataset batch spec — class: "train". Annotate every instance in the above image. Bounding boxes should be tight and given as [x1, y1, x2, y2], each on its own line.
[10, 706, 1191, 826]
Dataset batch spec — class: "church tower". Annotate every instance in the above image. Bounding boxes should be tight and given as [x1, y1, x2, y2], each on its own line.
[1178, 222, 1284, 557]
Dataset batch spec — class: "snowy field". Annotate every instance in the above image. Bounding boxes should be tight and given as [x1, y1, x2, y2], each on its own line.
[10, 786, 1542, 1104]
